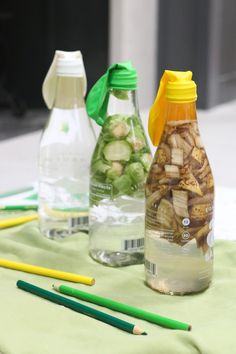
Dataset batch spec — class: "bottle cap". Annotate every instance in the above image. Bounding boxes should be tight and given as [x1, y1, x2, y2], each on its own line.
[109, 64, 137, 90]
[56, 52, 85, 77]
[42, 50, 87, 109]
[166, 80, 197, 103]
[148, 70, 197, 146]
[86, 62, 137, 126]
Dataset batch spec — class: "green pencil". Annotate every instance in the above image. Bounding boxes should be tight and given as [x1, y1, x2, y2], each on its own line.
[53, 284, 191, 331]
[17, 280, 147, 335]
[0, 187, 34, 199]
[0, 205, 38, 211]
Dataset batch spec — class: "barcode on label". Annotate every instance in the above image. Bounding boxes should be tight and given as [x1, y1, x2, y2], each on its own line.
[69, 217, 88, 230]
[123, 238, 144, 251]
[145, 259, 157, 275]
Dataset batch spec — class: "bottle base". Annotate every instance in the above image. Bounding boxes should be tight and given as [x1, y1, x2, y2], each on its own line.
[41, 228, 79, 240]
[145, 277, 211, 295]
[89, 249, 144, 267]
[39, 216, 88, 240]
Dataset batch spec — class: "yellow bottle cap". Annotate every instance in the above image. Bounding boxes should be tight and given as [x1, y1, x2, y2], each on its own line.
[148, 70, 197, 146]
[167, 80, 197, 103]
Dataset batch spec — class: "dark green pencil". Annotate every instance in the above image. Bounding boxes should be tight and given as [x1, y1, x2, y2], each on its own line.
[16, 280, 147, 335]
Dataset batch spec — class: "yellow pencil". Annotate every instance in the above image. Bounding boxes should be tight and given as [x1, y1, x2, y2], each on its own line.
[0, 259, 95, 285]
[0, 214, 38, 229]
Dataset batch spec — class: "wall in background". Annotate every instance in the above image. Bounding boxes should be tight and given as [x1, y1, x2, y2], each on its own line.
[109, 0, 158, 110]
[158, 0, 236, 108]
[1, 0, 235, 112]
[0, 0, 108, 109]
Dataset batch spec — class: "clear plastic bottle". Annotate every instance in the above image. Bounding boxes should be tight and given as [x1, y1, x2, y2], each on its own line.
[86, 63, 152, 266]
[39, 51, 96, 239]
[145, 71, 214, 294]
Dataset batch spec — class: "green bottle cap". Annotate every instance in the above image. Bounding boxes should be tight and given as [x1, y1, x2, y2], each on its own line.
[86, 61, 137, 126]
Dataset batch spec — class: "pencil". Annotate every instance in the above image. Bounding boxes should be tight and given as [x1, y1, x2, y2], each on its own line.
[0, 186, 34, 198]
[0, 205, 38, 211]
[17, 280, 147, 335]
[53, 284, 191, 331]
[0, 259, 95, 285]
[0, 214, 38, 229]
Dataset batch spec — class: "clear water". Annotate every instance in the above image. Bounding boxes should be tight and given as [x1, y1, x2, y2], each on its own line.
[89, 196, 145, 266]
[38, 107, 95, 239]
[39, 176, 89, 239]
[145, 230, 213, 295]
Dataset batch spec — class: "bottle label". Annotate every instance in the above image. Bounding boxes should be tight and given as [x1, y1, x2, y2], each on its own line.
[68, 216, 88, 231]
[90, 181, 113, 203]
[145, 259, 157, 276]
[146, 204, 214, 251]
[122, 237, 144, 252]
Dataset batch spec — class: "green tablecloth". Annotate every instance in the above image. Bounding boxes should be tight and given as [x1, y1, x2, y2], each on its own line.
[0, 221, 235, 354]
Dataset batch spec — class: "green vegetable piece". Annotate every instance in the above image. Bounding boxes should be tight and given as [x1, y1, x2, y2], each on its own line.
[92, 139, 106, 162]
[103, 115, 130, 139]
[111, 89, 129, 100]
[106, 114, 126, 123]
[103, 141, 132, 161]
[125, 162, 145, 184]
[110, 121, 130, 138]
[92, 160, 110, 175]
[140, 153, 152, 171]
[107, 162, 123, 180]
[113, 175, 132, 194]
[129, 152, 142, 163]
[128, 137, 145, 152]
[126, 125, 146, 152]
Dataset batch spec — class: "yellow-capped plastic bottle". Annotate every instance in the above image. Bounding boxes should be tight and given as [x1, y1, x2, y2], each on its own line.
[145, 71, 214, 295]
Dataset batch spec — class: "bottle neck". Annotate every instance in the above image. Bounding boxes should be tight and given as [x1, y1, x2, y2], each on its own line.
[165, 101, 197, 122]
[54, 76, 85, 109]
[107, 89, 138, 116]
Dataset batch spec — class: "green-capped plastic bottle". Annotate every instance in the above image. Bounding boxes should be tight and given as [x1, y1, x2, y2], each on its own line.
[86, 62, 152, 266]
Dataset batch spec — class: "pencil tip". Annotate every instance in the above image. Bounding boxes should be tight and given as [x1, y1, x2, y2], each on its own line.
[133, 326, 148, 335]
[52, 284, 59, 291]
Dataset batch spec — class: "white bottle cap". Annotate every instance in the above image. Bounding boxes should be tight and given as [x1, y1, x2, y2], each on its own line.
[42, 50, 87, 109]
[56, 51, 85, 77]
